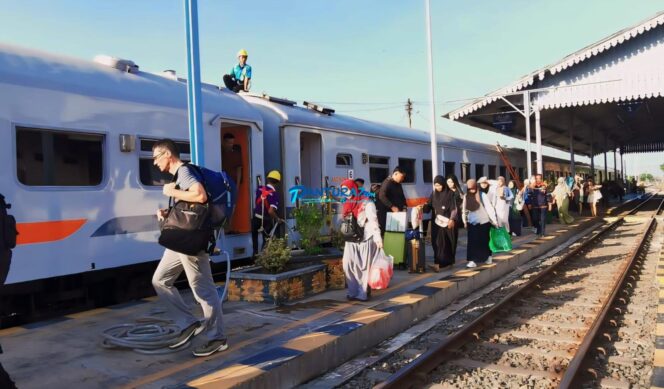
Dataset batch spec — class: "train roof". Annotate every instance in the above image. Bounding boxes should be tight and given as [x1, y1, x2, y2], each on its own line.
[0, 42, 263, 126]
[243, 94, 502, 154]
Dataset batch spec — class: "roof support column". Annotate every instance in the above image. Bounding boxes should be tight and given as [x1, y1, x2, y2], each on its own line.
[569, 114, 575, 177]
[620, 149, 624, 181]
[534, 106, 543, 175]
[603, 133, 608, 183]
[590, 127, 595, 180]
[613, 146, 617, 182]
[524, 91, 532, 178]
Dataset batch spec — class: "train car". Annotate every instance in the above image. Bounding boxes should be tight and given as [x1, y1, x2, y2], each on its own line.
[0, 43, 264, 323]
[242, 94, 530, 243]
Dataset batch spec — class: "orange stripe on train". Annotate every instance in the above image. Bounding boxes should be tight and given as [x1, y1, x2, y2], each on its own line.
[16, 219, 87, 245]
[406, 197, 428, 207]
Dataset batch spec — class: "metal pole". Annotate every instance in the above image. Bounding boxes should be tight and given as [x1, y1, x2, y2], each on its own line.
[603, 133, 608, 183]
[613, 146, 617, 181]
[425, 0, 439, 178]
[590, 127, 595, 180]
[184, 0, 205, 166]
[524, 91, 532, 178]
[569, 115, 575, 177]
[534, 107, 543, 175]
[620, 149, 624, 181]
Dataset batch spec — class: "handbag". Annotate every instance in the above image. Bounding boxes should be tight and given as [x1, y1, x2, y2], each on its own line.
[339, 213, 364, 243]
[434, 214, 450, 228]
[158, 198, 213, 256]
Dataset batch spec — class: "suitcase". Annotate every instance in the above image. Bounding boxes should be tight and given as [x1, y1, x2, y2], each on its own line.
[408, 235, 426, 273]
[383, 231, 406, 266]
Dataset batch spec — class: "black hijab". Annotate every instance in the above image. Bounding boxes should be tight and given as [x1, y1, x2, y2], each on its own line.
[431, 175, 456, 217]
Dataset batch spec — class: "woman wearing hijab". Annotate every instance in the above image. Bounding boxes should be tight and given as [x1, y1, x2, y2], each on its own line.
[586, 179, 602, 217]
[507, 180, 522, 236]
[340, 179, 383, 301]
[419, 175, 460, 271]
[462, 177, 498, 268]
[493, 176, 513, 233]
[553, 177, 574, 224]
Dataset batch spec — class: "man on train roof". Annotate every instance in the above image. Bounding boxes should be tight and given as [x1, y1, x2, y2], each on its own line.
[222, 49, 252, 93]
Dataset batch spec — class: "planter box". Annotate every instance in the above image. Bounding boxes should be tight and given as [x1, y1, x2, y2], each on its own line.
[228, 264, 327, 305]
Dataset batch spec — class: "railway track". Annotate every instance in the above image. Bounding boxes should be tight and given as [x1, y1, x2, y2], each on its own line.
[353, 195, 664, 389]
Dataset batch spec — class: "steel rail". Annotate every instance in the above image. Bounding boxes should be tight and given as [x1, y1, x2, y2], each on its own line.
[375, 195, 657, 389]
[559, 216, 656, 388]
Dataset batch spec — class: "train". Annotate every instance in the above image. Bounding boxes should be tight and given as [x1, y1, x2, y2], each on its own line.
[0, 43, 615, 325]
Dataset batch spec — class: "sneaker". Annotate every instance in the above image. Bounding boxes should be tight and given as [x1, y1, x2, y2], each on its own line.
[511, 232, 517, 237]
[466, 261, 477, 268]
[428, 264, 441, 273]
[193, 338, 229, 357]
[485, 257, 493, 265]
[169, 321, 203, 349]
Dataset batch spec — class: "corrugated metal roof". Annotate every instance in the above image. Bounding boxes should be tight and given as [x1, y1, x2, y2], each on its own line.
[446, 10, 664, 120]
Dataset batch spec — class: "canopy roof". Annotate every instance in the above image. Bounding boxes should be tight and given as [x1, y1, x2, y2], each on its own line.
[445, 11, 664, 156]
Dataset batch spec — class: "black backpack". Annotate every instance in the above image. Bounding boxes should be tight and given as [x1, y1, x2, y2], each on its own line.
[339, 214, 364, 243]
[0, 194, 17, 251]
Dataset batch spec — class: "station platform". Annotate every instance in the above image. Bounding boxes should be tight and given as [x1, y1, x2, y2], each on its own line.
[0, 217, 601, 389]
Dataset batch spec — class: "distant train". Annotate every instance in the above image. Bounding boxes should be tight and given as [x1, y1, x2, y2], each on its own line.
[0, 43, 615, 323]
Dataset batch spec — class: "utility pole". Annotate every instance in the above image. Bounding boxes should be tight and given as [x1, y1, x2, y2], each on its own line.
[405, 98, 413, 128]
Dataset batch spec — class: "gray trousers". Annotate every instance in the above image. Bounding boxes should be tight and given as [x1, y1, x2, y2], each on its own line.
[152, 249, 225, 340]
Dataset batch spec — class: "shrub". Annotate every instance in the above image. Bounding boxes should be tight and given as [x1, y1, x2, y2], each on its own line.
[293, 204, 324, 255]
[257, 238, 291, 273]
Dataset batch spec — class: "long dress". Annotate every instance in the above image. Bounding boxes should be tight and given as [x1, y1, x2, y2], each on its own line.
[553, 184, 574, 224]
[423, 189, 459, 266]
[462, 191, 497, 263]
[342, 201, 382, 300]
[508, 188, 522, 236]
[493, 186, 513, 233]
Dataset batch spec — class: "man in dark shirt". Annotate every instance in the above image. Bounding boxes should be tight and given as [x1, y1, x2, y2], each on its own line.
[377, 167, 407, 232]
[221, 133, 242, 186]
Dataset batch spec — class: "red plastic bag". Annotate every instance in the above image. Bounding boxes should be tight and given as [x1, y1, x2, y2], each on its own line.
[368, 250, 394, 290]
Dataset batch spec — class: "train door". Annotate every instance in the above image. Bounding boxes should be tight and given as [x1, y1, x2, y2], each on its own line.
[300, 132, 322, 191]
[221, 124, 252, 235]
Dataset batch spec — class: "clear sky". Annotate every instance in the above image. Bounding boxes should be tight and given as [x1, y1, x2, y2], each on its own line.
[1, 0, 662, 177]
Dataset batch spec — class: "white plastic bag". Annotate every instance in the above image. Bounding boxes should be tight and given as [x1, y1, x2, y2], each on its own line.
[368, 250, 394, 290]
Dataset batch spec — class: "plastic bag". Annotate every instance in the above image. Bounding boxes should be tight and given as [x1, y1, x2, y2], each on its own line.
[368, 250, 394, 290]
[489, 226, 512, 253]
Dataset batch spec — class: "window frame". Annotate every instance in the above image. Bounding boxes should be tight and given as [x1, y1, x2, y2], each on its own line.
[397, 157, 416, 184]
[488, 165, 497, 179]
[335, 153, 353, 168]
[422, 159, 432, 183]
[444, 161, 456, 178]
[369, 154, 390, 184]
[474, 164, 484, 179]
[138, 137, 191, 188]
[460, 163, 470, 183]
[14, 123, 107, 190]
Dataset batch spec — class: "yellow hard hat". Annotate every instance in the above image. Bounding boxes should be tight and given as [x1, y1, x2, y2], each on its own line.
[267, 170, 281, 181]
[237, 49, 248, 57]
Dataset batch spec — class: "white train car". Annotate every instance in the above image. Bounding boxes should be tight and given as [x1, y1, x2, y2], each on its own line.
[0, 43, 264, 319]
[243, 95, 528, 241]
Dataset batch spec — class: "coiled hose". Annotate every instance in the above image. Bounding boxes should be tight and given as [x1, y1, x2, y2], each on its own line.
[101, 232, 232, 354]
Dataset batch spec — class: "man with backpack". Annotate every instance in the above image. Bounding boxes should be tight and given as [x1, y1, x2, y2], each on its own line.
[0, 193, 18, 388]
[152, 139, 229, 357]
[252, 170, 281, 257]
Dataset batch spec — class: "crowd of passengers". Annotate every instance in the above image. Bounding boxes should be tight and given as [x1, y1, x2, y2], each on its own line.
[333, 167, 621, 301]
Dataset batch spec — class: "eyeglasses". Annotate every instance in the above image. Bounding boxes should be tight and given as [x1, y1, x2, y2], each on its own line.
[152, 151, 166, 161]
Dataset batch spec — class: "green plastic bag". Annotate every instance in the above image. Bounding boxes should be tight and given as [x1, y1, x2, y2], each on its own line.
[489, 226, 512, 253]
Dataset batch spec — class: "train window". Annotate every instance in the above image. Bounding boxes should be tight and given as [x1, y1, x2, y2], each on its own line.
[499, 166, 507, 178]
[488, 165, 496, 178]
[444, 162, 455, 178]
[475, 164, 484, 179]
[369, 155, 390, 183]
[422, 160, 432, 183]
[139, 138, 190, 186]
[16, 126, 103, 186]
[460, 163, 470, 182]
[398, 158, 415, 184]
[518, 167, 524, 180]
[336, 153, 353, 167]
